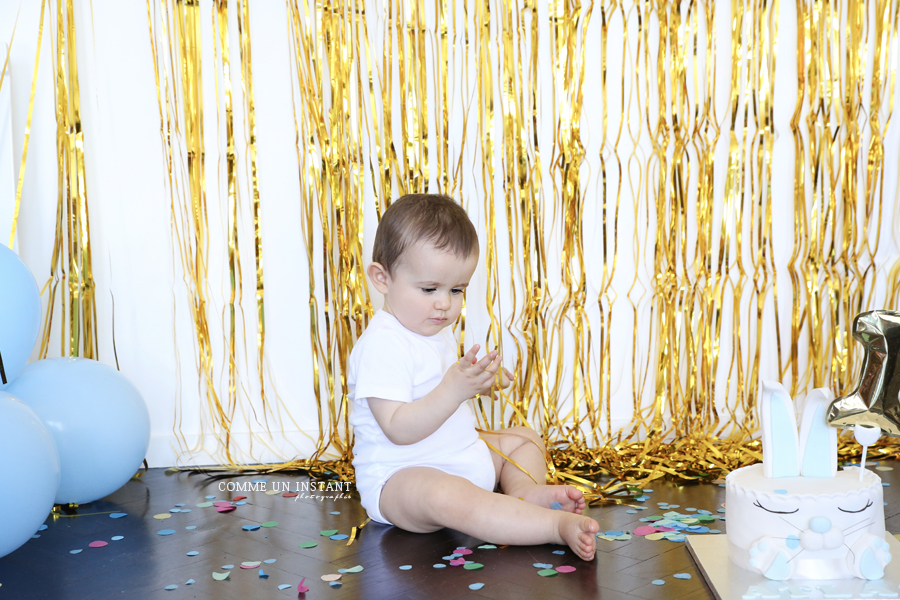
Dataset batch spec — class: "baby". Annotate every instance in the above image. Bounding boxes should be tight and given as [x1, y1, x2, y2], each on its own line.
[348, 193, 599, 560]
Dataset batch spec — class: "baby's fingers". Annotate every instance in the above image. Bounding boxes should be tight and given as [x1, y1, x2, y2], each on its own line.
[462, 344, 481, 365]
[473, 350, 499, 372]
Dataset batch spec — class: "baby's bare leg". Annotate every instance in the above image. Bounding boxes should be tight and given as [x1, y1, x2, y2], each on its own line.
[379, 466, 598, 560]
[482, 426, 586, 514]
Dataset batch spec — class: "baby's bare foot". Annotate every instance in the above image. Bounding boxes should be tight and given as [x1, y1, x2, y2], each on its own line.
[558, 513, 599, 561]
[519, 484, 586, 514]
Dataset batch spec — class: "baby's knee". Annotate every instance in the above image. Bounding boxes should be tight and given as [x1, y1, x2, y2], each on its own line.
[508, 426, 545, 452]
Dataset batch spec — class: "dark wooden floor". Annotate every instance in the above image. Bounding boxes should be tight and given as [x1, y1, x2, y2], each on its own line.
[3, 461, 900, 599]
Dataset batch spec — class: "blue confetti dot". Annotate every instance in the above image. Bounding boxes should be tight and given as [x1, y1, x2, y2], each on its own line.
[329, 581, 342, 589]
[644, 489, 654, 493]
[552, 550, 565, 555]
[550, 501, 562, 510]
[222, 564, 234, 570]
[605, 530, 624, 536]
[264, 559, 276, 564]
[31, 534, 40, 539]
[169, 509, 180, 513]
[626, 509, 637, 514]
[111, 536, 124, 541]
[337, 569, 347, 573]
[709, 529, 721, 534]
[185, 579, 194, 585]
[185, 526, 197, 530]
[252, 479, 267, 484]
[399, 565, 412, 570]
[110, 513, 127, 519]
[433, 564, 446, 569]
[652, 580, 665, 585]
[235, 501, 246, 506]
[686, 507, 696, 512]
[38, 524, 48, 531]
[186, 551, 199, 556]
[329, 511, 341, 515]
[175, 503, 185, 507]
[668, 504, 680, 509]
[469, 583, 485, 590]
[157, 529, 176, 536]
[179, 508, 191, 513]
[697, 510, 711, 515]
[883, 483, 891, 487]
[70, 549, 82, 554]
[330, 534, 349, 540]
[242, 525, 260, 531]
[164, 584, 178, 591]
[674, 573, 692, 580]
[717, 508, 725, 513]
[205, 495, 216, 499]
[718, 483, 725, 487]
[775, 489, 787, 495]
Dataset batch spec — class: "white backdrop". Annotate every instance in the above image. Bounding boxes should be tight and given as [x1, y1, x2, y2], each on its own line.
[1, 0, 898, 468]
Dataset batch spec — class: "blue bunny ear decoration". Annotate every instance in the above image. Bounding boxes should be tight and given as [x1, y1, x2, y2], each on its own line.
[761, 380, 800, 478]
[798, 388, 837, 477]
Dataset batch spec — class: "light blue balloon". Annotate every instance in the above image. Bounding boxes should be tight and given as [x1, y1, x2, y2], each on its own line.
[0, 245, 41, 385]
[4, 358, 150, 505]
[0, 391, 60, 558]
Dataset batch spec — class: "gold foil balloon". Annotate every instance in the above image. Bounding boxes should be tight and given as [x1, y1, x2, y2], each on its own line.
[827, 311, 900, 436]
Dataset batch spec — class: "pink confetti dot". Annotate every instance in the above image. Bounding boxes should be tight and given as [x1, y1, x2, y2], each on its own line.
[449, 558, 466, 566]
[632, 525, 658, 536]
[88, 541, 108, 548]
[454, 548, 473, 555]
[555, 566, 576, 573]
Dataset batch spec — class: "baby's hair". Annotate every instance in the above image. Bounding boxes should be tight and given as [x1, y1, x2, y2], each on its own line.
[373, 194, 479, 275]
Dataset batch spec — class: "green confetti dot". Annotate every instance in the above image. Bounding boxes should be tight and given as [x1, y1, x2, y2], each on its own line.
[537, 569, 558, 577]
[261, 521, 278, 528]
[298, 541, 318, 548]
[464, 563, 483, 570]
[320, 529, 338, 536]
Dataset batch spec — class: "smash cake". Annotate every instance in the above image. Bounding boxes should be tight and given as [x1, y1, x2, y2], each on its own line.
[725, 381, 891, 581]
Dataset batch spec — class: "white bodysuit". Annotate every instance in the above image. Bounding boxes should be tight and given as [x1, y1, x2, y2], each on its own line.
[349, 311, 496, 525]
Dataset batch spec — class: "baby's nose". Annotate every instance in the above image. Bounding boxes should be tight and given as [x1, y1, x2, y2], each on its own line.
[434, 292, 451, 309]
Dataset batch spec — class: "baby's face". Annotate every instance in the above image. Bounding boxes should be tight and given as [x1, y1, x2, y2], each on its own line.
[381, 241, 478, 336]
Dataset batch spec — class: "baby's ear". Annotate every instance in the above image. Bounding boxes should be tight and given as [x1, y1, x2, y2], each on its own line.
[367, 262, 391, 293]
[798, 387, 837, 477]
[761, 380, 800, 478]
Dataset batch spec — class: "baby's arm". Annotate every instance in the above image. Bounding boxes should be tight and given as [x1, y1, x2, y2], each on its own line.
[368, 344, 501, 445]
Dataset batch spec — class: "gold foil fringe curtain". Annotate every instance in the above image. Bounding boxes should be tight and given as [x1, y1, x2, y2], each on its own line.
[5, 0, 99, 360]
[138, 0, 900, 492]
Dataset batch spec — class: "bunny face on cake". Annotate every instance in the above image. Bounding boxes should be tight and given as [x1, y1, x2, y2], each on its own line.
[725, 381, 891, 581]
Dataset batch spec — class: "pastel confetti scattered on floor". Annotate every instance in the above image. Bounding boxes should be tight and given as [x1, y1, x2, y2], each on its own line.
[330, 534, 349, 540]
[216, 505, 235, 513]
[157, 530, 175, 536]
[556, 566, 576, 573]
[88, 541, 108, 548]
[537, 569, 558, 577]
[205, 495, 216, 499]
[185, 526, 197, 530]
[264, 558, 276, 564]
[433, 564, 446, 569]
[320, 529, 338, 536]
[455, 548, 473, 555]
[297, 577, 310, 593]
[258, 569, 269, 578]
[111, 536, 124, 541]
[186, 551, 199, 556]
[282, 492, 298, 497]
[153, 514, 172, 520]
[399, 565, 412, 570]
[110, 513, 127, 519]
[534, 563, 553, 569]
[321, 574, 342, 581]
[344, 565, 364, 573]
[242, 525, 260, 531]
[195, 502, 213, 508]
[329, 511, 341, 515]
[240, 561, 261, 569]
[329, 581, 342, 588]
[674, 573, 692, 579]
[164, 584, 177, 590]
[449, 558, 466, 566]
[298, 541, 318, 548]
[261, 521, 278, 528]
[185, 579, 194, 585]
[265, 490, 280, 495]
[477, 544, 497, 549]
[222, 565, 234, 569]
[212, 572, 230, 580]
[278, 584, 292, 590]
[464, 563, 483, 570]
[69, 549, 82, 554]
[552, 550, 565, 555]
[469, 583, 485, 590]
[652, 579, 665, 585]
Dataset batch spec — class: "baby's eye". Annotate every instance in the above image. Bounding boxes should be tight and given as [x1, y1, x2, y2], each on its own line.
[421, 288, 436, 293]
[451, 288, 463, 295]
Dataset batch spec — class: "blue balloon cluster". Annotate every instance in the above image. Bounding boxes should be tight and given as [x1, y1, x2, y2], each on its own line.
[0, 245, 151, 559]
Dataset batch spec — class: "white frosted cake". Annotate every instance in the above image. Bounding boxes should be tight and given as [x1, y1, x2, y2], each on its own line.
[725, 382, 891, 580]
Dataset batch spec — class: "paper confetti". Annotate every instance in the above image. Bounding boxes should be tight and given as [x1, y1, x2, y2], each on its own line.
[195, 502, 213, 508]
[264, 558, 277, 564]
[464, 563, 484, 570]
[69, 549, 82, 554]
[469, 583, 485, 590]
[552, 550, 565, 555]
[344, 565, 364, 573]
[537, 569, 558, 577]
[153, 514, 172, 520]
[212, 572, 230, 580]
[261, 521, 278, 528]
[477, 544, 497, 549]
[259, 569, 269, 578]
[329, 581, 342, 589]
[399, 565, 412, 570]
[330, 534, 349, 541]
[205, 495, 216, 499]
[556, 566, 576, 573]
[550, 502, 562, 510]
[185, 526, 197, 530]
[329, 511, 341, 515]
[652, 579, 665, 585]
[186, 551, 199, 556]
[216, 505, 236, 513]
[234, 496, 247, 501]
[674, 573, 692, 580]
[242, 525, 260, 531]
[88, 541, 108, 548]
[282, 492, 298, 497]
[279, 584, 293, 591]
[175, 503, 185, 507]
[433, 564, 446, 569]
[241, 562, 261, 569]
[455, 548, 473, 555]
[266, 490, 280, 495]
[533, 563, 553, 569]
[111, 536, 124, 541]
[321, 574, 342, 582]
[449, 558, 466, 566]
[298, 541, 318, 549]
[110, 513, 127, 519]
[157, 530, 175, 536]
[185, 579, 194, 585]
[222, 564, 234, 569]
[320, 529, 338, 536]
[164, 584, 177, 591]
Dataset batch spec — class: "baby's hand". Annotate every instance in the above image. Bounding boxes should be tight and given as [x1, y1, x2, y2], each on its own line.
[442, 344, 502, 402]
[478, 367, 513, 397]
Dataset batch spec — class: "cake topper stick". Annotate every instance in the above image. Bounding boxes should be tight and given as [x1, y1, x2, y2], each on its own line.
[854, 424, 881, 481]
[826, 310, 900, 435]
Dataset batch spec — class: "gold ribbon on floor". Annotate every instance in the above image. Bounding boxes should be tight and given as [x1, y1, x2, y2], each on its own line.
[138, 0, 900, 496]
